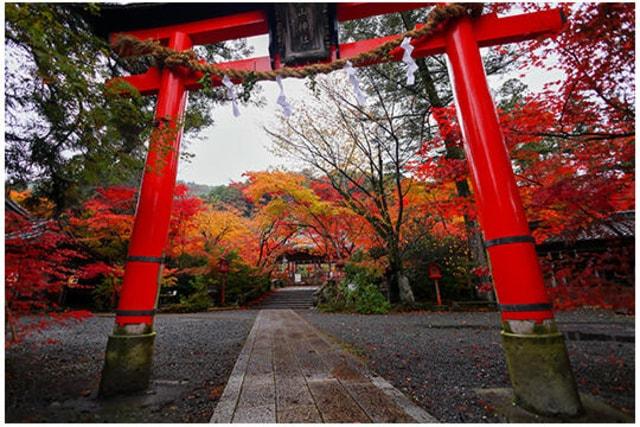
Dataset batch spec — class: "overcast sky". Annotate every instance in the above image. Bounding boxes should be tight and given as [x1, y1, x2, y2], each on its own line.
[177, 35, 292, 186]
[177, 28, 562, 187]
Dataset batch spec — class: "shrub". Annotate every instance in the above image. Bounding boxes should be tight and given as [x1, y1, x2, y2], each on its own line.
[318, 263, 390, 314]
[160, 251, 273, 311]
[178, 275, 212, 312]
[403, 234, 476, 303]
[353, 283, 390, 314]
[92, 275, 121, 311]
[220, 261, 271, 305]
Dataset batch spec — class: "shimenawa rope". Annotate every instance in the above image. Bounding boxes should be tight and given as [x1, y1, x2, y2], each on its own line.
[112, 3, 483, 83]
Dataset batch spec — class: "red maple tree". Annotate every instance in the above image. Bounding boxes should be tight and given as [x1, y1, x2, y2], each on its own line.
[6, 212, 91, 345]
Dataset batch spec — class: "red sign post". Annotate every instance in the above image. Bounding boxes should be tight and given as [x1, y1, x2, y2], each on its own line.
[428, 263, 443, 306]
[98, 3, 582, 417]
[428, 263, 442, 280]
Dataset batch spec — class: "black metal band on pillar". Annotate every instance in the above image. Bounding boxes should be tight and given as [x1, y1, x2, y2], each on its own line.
[127, 255, 164, 264]
[484, 235, 535, 249]
[499, 303, 553, 312]
[115, 309, 157, 316]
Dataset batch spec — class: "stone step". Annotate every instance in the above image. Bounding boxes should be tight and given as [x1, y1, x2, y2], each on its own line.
[267, 294, 315, 297]
[260, 302, 313, 306]
[265, 294, 315, 297]
[262, 303, 313, 306]
[259, 300, 314, 304]
[268, 294, 313, 299]
[255, 303, 314, 308]
[252, 288, 317, 310]
[268, 292, 316, 295]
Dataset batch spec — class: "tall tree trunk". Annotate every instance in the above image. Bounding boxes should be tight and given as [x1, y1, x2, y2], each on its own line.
[387, 238, 415, 305]
[400, 11, 491, 294]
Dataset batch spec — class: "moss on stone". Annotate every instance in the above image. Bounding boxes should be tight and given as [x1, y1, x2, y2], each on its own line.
[501, 329, 583, 417]
[99, 332, 156, 397]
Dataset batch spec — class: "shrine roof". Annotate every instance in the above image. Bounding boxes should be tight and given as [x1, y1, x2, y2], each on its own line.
[276, 250, 327, 263]
[5, 199, 54, 241]
[534, 211, 634, 253]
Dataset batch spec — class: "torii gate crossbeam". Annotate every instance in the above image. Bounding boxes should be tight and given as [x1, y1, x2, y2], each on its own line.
[118, 9, 563, 94]
[99, 3, 583, 418]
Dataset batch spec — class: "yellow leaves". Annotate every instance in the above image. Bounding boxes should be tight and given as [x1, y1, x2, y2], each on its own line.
[190, 208, 259, 264]
[243, 170, 305, 201]
[8, 190, 30, 204]
[262, 198, 289, 218]
[195, 209, 251, 244]
[244, 170, 336, 222]
[8, 190, 55, 218]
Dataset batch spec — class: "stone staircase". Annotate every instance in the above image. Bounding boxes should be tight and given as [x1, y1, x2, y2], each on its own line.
[254, 286, 318, 310]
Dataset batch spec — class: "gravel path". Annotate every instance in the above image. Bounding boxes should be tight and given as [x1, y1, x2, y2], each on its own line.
[6, 310, 257, 423]
[6, 308, 634, 423]
[300, 309, 635, 423]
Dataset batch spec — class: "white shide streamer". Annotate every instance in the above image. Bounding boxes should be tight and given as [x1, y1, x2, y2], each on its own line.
[222, 75, 241, 117]
[343, 60, 366, 106]
[400, 37, 418, 85]
[276, 75, 293, 117]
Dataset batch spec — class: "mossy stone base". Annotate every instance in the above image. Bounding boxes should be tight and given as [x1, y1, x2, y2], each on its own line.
[99, 332, 156, 397]
[501, 329, 583, 417]
[476, 388, 633, 423]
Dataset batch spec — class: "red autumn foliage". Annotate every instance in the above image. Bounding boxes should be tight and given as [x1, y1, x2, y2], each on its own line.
[71, 182, 205, 270]
[5, 212, 92, 346]
[167, 183, 206, 258]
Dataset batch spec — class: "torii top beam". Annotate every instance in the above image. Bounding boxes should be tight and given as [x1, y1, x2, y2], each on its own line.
[104, 3, 427, 45]
[110, 5, 564, 95]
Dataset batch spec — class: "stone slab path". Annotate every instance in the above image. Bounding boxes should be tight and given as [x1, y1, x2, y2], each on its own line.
[210, 309, 437, 423]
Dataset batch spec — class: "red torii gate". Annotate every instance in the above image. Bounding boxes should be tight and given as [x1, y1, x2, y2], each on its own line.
[99, 3, 583, 417]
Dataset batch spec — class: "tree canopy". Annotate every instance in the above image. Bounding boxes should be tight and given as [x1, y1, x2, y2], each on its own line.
[5, 3, 254, 213]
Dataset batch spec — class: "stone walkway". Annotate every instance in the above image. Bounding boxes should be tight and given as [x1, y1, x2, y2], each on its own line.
[210, 309, 437, 423]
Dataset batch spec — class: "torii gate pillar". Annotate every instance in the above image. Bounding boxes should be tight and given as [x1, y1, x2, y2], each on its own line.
[99, 32, 192, 396]
[445, 17, 582, 416]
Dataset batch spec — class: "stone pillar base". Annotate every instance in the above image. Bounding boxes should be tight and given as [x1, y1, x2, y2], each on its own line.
[99, 330, 156, 397]
[501, 322, 583, 417]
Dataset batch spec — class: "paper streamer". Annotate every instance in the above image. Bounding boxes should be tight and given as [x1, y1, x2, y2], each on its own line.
[276, 75, 293, 117]
[222, 75, 240, 117]
[344, 60, 366, 106]
[400, 37, 418, 85]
